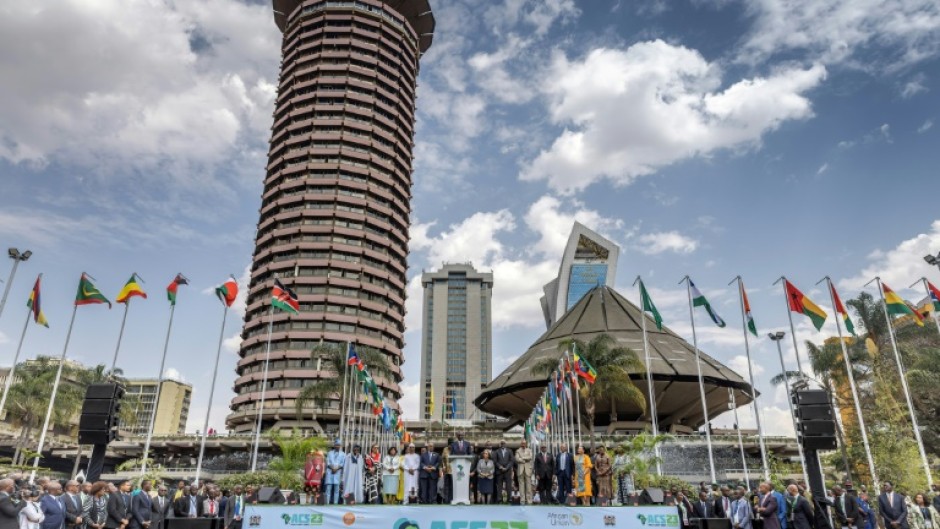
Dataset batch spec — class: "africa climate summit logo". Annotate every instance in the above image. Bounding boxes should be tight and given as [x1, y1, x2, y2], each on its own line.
[638, 514, 680, 527]
[393, 519, 420, 529]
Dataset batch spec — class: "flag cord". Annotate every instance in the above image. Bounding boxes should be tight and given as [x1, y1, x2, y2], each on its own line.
[251, 305, 276, 472]
[141, 302, 176, 475]
[684, 277, 716, 484]
[733, 277, 770, 481]
[0, 307, 32, 417]
[195, 304, 228, 485]
[30, 304, 78, 484]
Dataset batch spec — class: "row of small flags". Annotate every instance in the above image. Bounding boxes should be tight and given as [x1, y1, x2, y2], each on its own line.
[525, 349, 597, 441]
[345, 345, 410, 442]
[635, 276, 939, 337]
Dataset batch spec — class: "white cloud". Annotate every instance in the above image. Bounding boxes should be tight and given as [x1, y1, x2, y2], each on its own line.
[398, 382, 420, 420]
[635, 231, 699, 255]
[0, 0, 278, 191]
[411, 211, 516, 267]
[840, 220, 940, 293]
[521, 42, 826, 193]
[901, 74, 929, 98]
[816, 163, 829, 175]
[523, 195, 623, 257]
[164, 367, 185, 382]
[738, 0, 940, 69]
[918, 119, 934, 133]
[728, 355, 764, 377]
[713, 403, 795, 437]
[880, 123, 893, 143]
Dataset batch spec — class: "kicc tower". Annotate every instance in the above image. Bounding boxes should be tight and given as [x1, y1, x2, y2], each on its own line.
[227, 0, 434, 433]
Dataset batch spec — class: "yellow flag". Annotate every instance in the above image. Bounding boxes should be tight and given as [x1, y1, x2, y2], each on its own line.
[428, 387, 435, 417]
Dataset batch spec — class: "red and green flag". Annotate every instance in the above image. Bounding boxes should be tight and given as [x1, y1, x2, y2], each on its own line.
[271, 279, 300, 314]
[166, 274, 189, 306]
[926, 281, 940, 312]
[75, 273, 111, 308]
[27, 274, 49, 328]
[829, 283, 856, 336]
[573, 351, 597, 384]
[785, 279, 827, 331]
[882, 282, 924, 327]
[741, 280, 758, 336]
[215, 276, 238, 307]
[116, 273, 147, 304]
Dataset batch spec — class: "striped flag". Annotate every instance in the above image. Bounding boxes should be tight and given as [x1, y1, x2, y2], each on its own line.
[690, 279, 726, 327]
[829, 283, 856, 336]
[785, 279, 827, 331]
[215, 276, 238, 307]
[116, 273, 147, 304]
[926, 281, 940, 312]
[27, 274, 48, 328]
[166, 274, 189, 306]
[741, 280, 758, 336]
[271, 279, 300, 313]
[882, 282, 924, 327]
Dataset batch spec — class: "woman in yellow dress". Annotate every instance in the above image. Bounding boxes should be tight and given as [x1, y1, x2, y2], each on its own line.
[573, 445, 593, 505]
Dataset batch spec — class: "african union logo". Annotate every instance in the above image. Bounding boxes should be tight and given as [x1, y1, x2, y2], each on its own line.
[638, 514, 680, 527]
[343, 513, 356, 526]
[248, 515, 262, 527]
[392, 519, 420, 529]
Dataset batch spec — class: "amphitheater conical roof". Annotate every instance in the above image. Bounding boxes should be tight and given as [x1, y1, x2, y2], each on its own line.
[475, 285, 754, 430]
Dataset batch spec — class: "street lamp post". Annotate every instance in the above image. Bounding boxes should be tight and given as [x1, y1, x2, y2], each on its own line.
[0, 248, 32, 321]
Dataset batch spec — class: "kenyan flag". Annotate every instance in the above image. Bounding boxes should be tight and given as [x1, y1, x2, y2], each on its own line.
[272, 279, 300, 313]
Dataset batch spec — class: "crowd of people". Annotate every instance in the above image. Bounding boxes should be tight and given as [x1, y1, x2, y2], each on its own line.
[303, 436, 616, 506]
[668, 480, 940, 529]
[0, 476, 275, 529]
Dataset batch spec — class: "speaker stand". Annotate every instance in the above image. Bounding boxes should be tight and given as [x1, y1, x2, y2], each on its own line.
[86, 443, 108, 482]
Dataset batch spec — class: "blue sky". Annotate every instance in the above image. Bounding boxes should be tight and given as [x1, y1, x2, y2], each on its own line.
[0, 0, 939, 435]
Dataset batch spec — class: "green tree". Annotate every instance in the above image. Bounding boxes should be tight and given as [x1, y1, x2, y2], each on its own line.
[265, 429, 327, 489]
[612, 431, 671, 487]
[6, 357, 84, 465]
[533, 334, 646, 448]
[294, 343, 392, 421]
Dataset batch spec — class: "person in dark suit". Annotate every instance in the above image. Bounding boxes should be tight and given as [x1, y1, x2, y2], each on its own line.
[534, 445, 554, 505]
[61, 481, 84, 529]
[450, 433, 472, 456]
[932, 484, 940, 513]
[758, 482, 782, 529]
[492, 441, 514, 504]
[40, 482, 66, 529]
[832, 486, 859, 529]
[105, 481, 132, 529]
[0, 479, 25, 529]
[150, 486, 170, 529]
[554, 444, 573, 504]
[715, 486, 733, 520]
[129, 481, 152, 529]
[172, 487, 200, 519]
[693, 490, 716, 519]
[677, 492, 694, 528]
[878, 482, 909, 529]
[784, 484, 814, 529]
[419, 443, 441, 505]
[223, 486, 246, 529]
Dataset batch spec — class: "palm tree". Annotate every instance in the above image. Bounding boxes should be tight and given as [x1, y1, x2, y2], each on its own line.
[532, 334, 646, 448]
[266, 429, 328, 489]
[294, 343, 393, 423]
[6, 357, 84, 465]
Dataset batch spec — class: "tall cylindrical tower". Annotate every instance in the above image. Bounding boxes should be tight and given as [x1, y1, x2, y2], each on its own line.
[227, 0, 434, 434]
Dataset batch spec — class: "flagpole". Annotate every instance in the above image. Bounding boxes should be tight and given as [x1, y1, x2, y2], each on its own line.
[0, 307, 32, 417]
[195, 302, 229, 485]
[730, 276, 770, 480]
[568, 349, 583, 449]
[770, 332, 810, 487]
[728, 388, 750, 486]
[775, 276, 806, 375]
[141, 302, 177, 475]
[633, 276, 661, 475]
[109, 302, 131, 374]
[29, 304, 78, 484]
[251, 305, 276, 472]
[821, 277, 878, 488]
[914, 277, 940, 336]
[681, 276, 716, 483]
[338, 342, 351, 445]
[869, 277, 933, 487]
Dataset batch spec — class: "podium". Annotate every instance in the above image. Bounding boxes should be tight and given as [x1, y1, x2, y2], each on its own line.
[450, 455, 473, 505]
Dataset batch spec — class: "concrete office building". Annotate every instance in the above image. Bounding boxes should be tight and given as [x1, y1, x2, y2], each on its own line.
[122, 378, 192, 435]
[227, 0, 434, 433]
[420, 264, 493, 421]
[540, 222, 620, 328]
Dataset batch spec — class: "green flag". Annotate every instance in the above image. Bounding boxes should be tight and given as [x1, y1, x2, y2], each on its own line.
[639, 279, 663, 330]
[75, 273, 111, 308]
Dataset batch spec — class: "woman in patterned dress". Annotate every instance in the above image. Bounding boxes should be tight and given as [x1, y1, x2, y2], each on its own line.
[573, 445, 593, 506]
[364, 444, 383, 504]
[83, 482, 109, 529]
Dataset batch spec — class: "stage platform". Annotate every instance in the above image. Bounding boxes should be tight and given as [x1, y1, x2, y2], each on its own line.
[244, 504, 678, 529]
